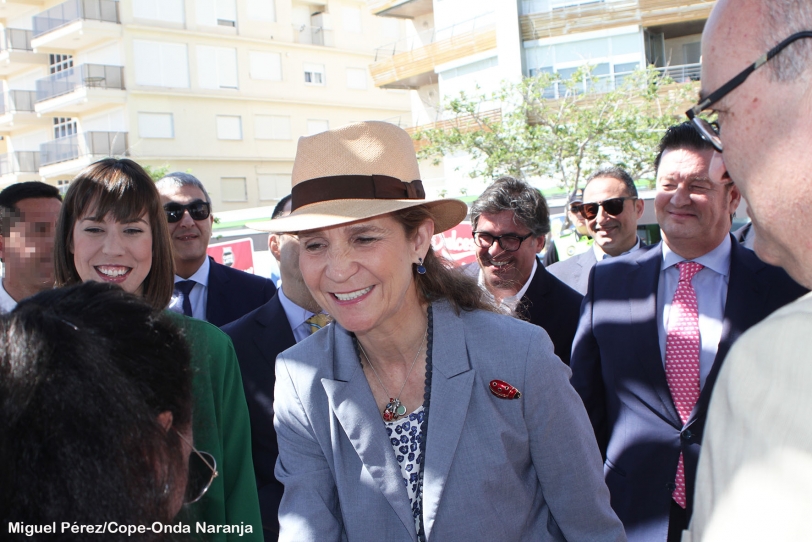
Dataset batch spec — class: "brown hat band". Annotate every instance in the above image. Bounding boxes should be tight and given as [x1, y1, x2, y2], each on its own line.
[291, 175, 426, 211]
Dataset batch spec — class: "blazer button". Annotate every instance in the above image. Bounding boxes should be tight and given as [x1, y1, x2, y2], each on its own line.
[681, 430, 693, 442]
[666, 483, 677, 492]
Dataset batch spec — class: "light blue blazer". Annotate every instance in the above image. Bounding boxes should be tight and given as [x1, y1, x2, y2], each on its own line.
[274, 300, 625, 542]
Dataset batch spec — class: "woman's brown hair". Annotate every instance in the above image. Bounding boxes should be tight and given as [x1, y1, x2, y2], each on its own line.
[392, 205, 498, 314]
[54, 158, 175, 310]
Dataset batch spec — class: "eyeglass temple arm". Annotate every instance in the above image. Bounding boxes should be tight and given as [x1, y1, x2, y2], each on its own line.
[175, 429, 219, 476]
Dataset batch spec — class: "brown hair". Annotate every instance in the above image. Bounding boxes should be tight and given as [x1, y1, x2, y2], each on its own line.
[54, 158, 174, 310]
[392, 205, 497, 314]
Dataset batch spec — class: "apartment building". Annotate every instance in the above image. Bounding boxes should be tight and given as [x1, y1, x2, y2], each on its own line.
[0, 0, 411, 209]
[368, 0, 715, 197]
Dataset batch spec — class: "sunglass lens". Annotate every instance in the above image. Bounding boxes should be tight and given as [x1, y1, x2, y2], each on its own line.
[164, 204, 183, 223]
[602, 198, 626, 216]
[184, 451, 216, 504]
[580, 203, 599, 220]
[188, 202, 210, 221]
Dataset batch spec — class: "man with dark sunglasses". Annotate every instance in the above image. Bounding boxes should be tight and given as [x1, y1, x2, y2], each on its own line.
[465, 176, 583, 365]
[570, 123, 806, 542]
[683, 2, 812, 540]
[157, 172, 276, 327]
[548, 167, 644, 294]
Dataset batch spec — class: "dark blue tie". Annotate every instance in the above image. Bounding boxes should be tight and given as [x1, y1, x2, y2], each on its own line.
[175, 280, 196, 317]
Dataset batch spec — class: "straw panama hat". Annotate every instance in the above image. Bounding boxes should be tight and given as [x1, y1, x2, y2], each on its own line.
[253, 121, 468, 234]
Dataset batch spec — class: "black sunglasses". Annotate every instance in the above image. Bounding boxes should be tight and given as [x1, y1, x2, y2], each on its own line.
[164, 200, 211, 223]
[686, 31, 812, 152]
[472, 231, 533, 252]
[572, 197, 635, 220]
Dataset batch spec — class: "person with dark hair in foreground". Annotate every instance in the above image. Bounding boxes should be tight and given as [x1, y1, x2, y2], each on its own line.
[0, 181, 62, 311]
[0, 282, 202, 539]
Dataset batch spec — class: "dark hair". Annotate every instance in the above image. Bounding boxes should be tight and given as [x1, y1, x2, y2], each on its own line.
[0, 281, 192, 534]
[470, 176, 550, 238]
[391, 206, 497, 314]
[54, 158, 175, 310]
[654, 122, 714, 174]
[585, 166, 638, 198]
[155, 172, 212, 206]
[272, 194, 292, 219]
[0, 181, 61, 236]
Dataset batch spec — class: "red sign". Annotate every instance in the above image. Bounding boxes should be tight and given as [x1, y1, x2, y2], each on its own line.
[207, 238, 256, 273]
[432, 222, 476, 267]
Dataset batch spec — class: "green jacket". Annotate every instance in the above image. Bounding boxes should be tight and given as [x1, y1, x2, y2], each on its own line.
[169, 312, 263, 541]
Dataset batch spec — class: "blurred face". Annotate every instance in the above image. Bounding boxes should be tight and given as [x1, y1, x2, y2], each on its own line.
[71, 210, 153, 295]
[0, 197, 62, 291]
[582, 177, 644, 256]
[298, 215, 432, 336]
[269, 199, 320, 312]
[702, 0, 812, 285]
[158, 185, 213, 273]
[655, 147, 740, 259]
[474, 210, 543, 300]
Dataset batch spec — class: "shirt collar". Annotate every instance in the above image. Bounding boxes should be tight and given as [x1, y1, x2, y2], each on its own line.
[174, 256, 210, 286]
[593, 236, 642, 261]
[277, 286, 317, 330]
[477, 258, 538, 311]
[661, 235, 732, 276]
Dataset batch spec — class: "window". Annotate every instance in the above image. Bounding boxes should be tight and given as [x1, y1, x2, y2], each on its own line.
[53, 117, 77, 139]
[197, 46, 238, 89]
[138, 112, 174, 138]
[303, 63, 325, 85]
[247, 0, 275, 22]
[133, 0, 184, 23]
[216, 115, 242, 140]
[249, 51, 282, 81]
[49, 54, 73, 74]
[254, 115, 291, 140]
[133, 40, 190, 88]
[57, 179, 71, 195]
[257, 174, 290, 200]
[342, 7, 361, 33]
[196, 0, 237, 27]
[346, 68, 367, 90]
[306, 119, 329, 135]
[221, 177, 247, 201]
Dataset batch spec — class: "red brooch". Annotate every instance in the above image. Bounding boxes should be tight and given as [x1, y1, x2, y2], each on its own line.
[489, 380, 522, 399]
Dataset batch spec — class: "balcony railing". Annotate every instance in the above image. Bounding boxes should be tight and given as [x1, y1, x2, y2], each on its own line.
[40, 131, 127, 166]
[655, 62, 701, 82]
[292, 25, 334, 47]
[36, 64, 124, 102]
[33, 0, 120, 38]
[1, 29, 34, 52]
[0, 151, 40, 175]
[374, 12, 494, 61]
[0, 90, 37, 114]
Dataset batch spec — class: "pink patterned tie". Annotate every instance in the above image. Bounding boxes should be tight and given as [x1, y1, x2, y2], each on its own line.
[664, 261, 703, 509]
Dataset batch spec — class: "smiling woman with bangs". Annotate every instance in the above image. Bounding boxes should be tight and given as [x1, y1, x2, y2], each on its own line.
[53, 158, 263, 541]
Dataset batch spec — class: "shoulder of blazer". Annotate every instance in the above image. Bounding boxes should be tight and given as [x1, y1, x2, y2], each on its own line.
[208, 257, 277, 293]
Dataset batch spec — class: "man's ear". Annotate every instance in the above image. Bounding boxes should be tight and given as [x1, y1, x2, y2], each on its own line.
[534, 235, 545, 254]
[269, 234, 282, 263]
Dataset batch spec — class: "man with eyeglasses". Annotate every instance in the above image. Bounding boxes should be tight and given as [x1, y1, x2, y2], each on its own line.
[157, 172, 276, 327]
[683, 2, 812, 540]
[466, 176, 583, 365]
[570, 122, 805, 542]
[548, 167, 644, 294]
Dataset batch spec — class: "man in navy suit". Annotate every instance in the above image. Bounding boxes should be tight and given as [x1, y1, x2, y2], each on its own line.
[157, 172, 276, 327]
[570, 123, 807, 542]
[223, 194, 326, 541]
[466, 176, 582, 364]
[549, 167, 645, 295]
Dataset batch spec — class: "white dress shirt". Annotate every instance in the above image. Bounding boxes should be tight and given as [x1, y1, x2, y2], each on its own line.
[168, 257, 210, 320]
[657, 236, 731, 389]
[278, 287, 318, 343]
[465, 258, 538, 313]
[593, 237, 643, 261]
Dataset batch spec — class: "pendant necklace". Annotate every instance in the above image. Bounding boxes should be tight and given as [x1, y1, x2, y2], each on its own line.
[358, 324, 427, 421]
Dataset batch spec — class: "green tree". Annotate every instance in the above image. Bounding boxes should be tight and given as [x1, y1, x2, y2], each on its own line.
[143, 163, 173, 182]
[415, 65, 695, 200]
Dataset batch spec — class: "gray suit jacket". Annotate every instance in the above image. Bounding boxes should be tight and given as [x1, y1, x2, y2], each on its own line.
[547, 248, 597, 295]
[274, 300, 625, 542]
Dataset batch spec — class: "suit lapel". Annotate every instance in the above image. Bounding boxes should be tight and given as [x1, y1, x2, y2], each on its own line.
[320, 326, 416, 539]
[517, 257, 549, 321]
[206, 257, 227, 321]
[422, 301, 474, 539]
[252, 294, 296, 368]
[631, 245, 682, 427]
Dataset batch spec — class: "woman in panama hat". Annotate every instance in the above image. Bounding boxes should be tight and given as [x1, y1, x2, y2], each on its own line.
[263, 121, 625, 542]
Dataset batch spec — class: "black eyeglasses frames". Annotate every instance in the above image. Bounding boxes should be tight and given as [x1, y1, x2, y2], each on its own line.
[472, 231, 533, 252]
[686, 31, 812, 152]
[164, 200, 212, 223]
